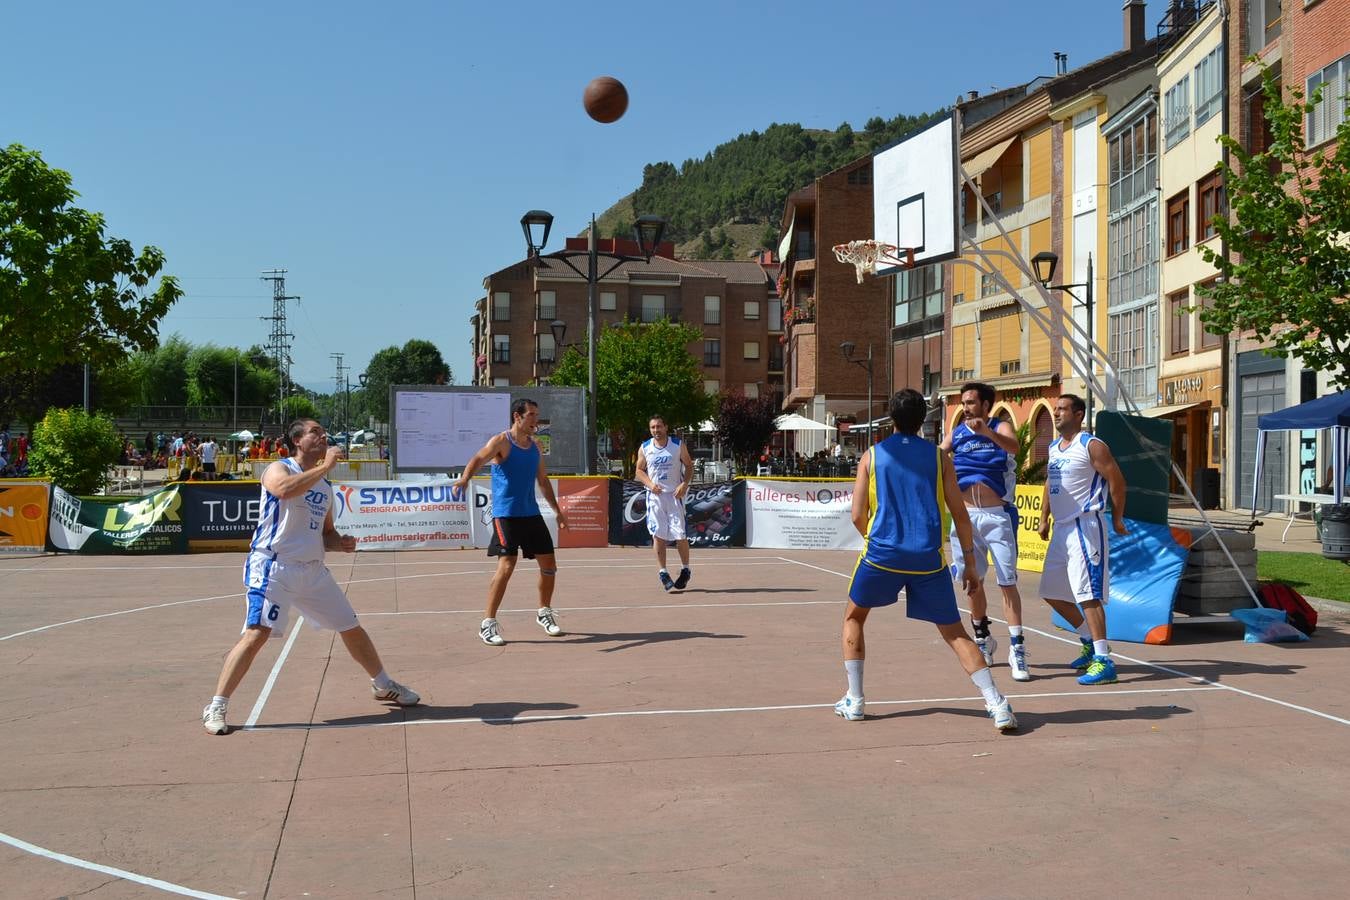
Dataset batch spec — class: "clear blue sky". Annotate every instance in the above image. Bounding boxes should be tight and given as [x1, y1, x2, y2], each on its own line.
[5, 1, 1133, 394]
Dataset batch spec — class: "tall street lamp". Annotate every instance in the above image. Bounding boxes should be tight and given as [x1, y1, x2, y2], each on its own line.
[359, 371, 368, 436]
[1032, 250, 1095, 426]
[521, 210, 668, 474]
[841, 341, 875, 446]
[536, 319, 568, 384]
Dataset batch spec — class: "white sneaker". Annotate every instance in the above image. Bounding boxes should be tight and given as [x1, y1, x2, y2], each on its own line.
[536, 607, 563, 636]
[202, 704, 228, 735]
[372, 680, 420, 706]
[480, 618, 505, 646]
[987, 698, 1018, 732]
[975, 634, 998, 667]
[1008, 638, 1031, 682]
[834, 694, 865, 721]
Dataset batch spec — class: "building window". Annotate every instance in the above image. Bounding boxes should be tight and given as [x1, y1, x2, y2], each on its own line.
[492, 292, 511, 322]
[1108, 305, 1158, 405]
[744, 300, 760, 320]
[492, 377, 510, 387]
[1166, 190, 1189, 257]
[953, 367, 975, 381]
[1167, 290, 1190, 356]
[536, 333, 556, 363]
[1196, 171, 1225, 242]
[743, 341, 760, 360]
[768, 298, 783, 330]
[846, 164, 872, 185]
[704, 339, 721, 367]
[492, 333, 510, 363]
[600, 291, 617, 311]
[536, 290, 556, 321]
[703, 379, 720, 395]
[1164, 75, 1191, 149]
[641, 294, 666, 323]
[704, 295, 721, 324]
[894, 264, 944, 328]
[1107, 199, 1159, 307]
[744, 383, 760, 399]
[1306, 53, 1349, 148]
[980, 272, 999, 298]
[1198, 282, 1223, 350]
[1108, 110, 1158, 210]
[1194, 47, 1223, 127]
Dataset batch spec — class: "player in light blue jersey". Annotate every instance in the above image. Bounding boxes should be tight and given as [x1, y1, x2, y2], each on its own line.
[201, 419, 419, 735]
[834, 389, 1017, 732]
[940, 382, 1029, 681]
[1038, 394, 1128, 685]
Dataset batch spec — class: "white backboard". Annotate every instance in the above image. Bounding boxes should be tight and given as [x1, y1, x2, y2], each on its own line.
[872, 113, 959, 273]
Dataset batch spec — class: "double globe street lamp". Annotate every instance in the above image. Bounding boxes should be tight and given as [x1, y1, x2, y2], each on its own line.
[520, 210, 668, 474]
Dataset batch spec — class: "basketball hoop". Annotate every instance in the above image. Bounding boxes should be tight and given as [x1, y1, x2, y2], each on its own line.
[832, 240, 915, 283]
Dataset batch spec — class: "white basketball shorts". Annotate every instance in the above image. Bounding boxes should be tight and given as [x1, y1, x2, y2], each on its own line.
[646, 489, 687, 542]
[949, 505, 1019, 586]
[242, 554, 359, 638]
[1040, 511, 1110, 604]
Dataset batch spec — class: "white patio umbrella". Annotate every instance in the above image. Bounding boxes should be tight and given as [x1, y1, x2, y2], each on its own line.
[229, 429, 255, 442]
[774, 413, 836, 432]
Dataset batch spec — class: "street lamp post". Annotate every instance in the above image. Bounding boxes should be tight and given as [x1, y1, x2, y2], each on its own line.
[536, 319, 567, 384]
[840, 341, 875, 446]
[521, 210, 668, 474]
[1032, 250, 1095, 426]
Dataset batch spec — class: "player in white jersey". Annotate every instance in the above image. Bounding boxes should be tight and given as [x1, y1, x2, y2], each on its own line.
[201, 419, 419, 735]
[1038, 395, 1127, 686]
[636, 415, 694, 591]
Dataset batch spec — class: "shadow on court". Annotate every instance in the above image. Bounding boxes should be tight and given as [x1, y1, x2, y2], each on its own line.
[510, 630, 747, 652]
[678, 587, 814, 595]
[866, 703, 1194, 734]
[250, 700, 583, 729]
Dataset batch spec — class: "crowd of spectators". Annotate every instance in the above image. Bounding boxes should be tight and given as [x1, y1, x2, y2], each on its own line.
[0, 423, 31, 477]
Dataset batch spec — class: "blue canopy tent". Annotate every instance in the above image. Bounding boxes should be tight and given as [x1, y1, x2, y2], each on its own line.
[1252, 389, 1350, 510]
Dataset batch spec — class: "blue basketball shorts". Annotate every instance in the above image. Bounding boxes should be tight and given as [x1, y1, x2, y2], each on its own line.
[848, 557, 960, 625]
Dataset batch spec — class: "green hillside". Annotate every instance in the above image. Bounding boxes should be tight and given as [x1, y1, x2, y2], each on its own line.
[595, 111, 949, 260]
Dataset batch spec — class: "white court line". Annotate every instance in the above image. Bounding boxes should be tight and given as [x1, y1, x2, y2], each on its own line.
[15, 555, 789, 574]
[777, 556, 1350, 729]
[244, 617, 305, 728]
[363, 598, 838, 617]
[244, 685, 1221, 732]
[0, 830, 233, 899]
[0, 594, 236, 643]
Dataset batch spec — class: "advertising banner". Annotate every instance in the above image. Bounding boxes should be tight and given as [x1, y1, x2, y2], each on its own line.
[333, 480, 473, 551]
[555, 478, 610, 548]
[47, 485, 187, 554]
[0, 481, 51, 554]
[606, 480, 742, 548]
[182, 481, 263, 552]
[1013, 485, 1048, 573]
[744, 479, 861, 551]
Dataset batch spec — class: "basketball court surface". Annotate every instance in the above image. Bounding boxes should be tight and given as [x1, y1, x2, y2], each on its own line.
[3, 546, 1350, 898]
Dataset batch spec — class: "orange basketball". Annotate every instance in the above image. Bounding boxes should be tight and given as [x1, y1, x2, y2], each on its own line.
[583, 76, 628, 124]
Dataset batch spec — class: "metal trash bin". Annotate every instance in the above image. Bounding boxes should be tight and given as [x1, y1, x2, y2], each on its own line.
[1320, 503, 1350, 561]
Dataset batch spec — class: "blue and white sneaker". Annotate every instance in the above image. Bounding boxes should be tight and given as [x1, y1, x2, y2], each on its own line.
[834, 694, 865, 721]
[1069, 639, 1094, 671]
[987, 698, 1018, 732]
[1077, 655, 1118, 685]
[975, 634, 998, 667]
[1008, 636, 1031, 682]
[659, 571, 676, 592]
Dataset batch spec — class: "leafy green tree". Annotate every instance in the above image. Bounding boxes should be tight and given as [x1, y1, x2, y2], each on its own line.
[30, 407, 123, 495]
[550, 320, 714, 476]
[714, 391, 780, 476]
[362, 339, 452, 421]
[185, 344, 236, 407]
[0, 144, 182, 420]
[1197, 68, 1350, 386]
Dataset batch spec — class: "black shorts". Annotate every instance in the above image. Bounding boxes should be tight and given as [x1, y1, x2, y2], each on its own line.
[488, 515, 555, 559]
[202, 462, 217, 473]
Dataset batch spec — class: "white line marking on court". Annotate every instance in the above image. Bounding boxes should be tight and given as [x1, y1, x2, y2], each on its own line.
[363, 598, 837, 617]
[16, 556, 789, 574]
[776, 556, 1350, 729]
[0, 830, 233, 899]
[0, 594, 236, 642]
[243, 685, 1221, 731]
[244, 617, 305, 728]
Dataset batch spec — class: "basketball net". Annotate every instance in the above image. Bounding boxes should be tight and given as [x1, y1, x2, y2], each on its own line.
[831, 241, 915, 283]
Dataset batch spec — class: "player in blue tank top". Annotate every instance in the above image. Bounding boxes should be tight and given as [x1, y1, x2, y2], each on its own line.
[940, 382, 1030, 681]
[455, 398, 569, 646]
[833, 389, 1018, 732]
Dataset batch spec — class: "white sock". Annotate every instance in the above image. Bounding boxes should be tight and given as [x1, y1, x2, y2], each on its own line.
[1008, 625, 1023, 639]
[971, 667, 1002, 705]
[1092, 640, 1110, 658]
[209, 695, 229, 709]
[372, 670, 393, 690]
[1076, 620, 1092, 641]
[659, 568, 669, 575]
[845, 659, 864, 698]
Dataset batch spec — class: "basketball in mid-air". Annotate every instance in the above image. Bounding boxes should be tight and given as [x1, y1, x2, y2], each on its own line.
[583, 76, 628, 123]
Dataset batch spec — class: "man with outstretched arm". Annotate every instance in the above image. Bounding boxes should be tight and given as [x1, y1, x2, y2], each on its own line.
[1038, 394, 1128, 685]
[454, 398, 568, 646]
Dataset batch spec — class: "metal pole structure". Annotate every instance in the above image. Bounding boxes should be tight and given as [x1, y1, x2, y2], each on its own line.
[586, 215, 599, 476]
[233, 358, 238, 432]
[1085, 252, 1095, 429]
[83, 364, 90, 412]
[866, 343, 874, 446]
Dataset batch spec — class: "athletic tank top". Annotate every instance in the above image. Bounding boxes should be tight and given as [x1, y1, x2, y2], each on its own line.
[950, 417, 1015, 501]
[861, 433, 946, 574]
[1047, 431, 1106, 522]
[640, 435, 684, 492]
[491, 431, 541, 517]
[247, 457, 330, 563]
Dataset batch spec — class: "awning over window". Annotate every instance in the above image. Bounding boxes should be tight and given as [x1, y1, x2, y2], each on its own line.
[960, 136, 1018, 181]
[778, 213, 795, 263]
[1135, 402, 1203, 418]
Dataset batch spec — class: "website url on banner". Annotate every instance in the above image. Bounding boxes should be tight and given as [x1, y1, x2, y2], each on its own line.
[358, 532, 467, 543]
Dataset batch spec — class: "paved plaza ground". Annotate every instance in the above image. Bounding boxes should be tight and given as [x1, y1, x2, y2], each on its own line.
[3, 545, 1349, 899]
